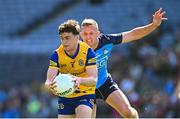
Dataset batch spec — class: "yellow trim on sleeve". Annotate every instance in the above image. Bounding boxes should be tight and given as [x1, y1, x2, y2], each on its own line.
[49, 66, 59, 69]
[86, 65, 97, 69]
[88, 58, 96, 64]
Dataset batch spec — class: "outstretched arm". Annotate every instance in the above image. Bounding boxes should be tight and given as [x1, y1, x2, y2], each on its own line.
[122, 8, 167, 43]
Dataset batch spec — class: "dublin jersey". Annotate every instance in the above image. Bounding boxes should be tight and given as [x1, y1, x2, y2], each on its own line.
[95, 33, 122, 88]
[49, 41, 97, 98]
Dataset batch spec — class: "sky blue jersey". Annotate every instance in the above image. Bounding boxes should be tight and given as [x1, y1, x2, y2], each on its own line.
[95, 33, 122, 88]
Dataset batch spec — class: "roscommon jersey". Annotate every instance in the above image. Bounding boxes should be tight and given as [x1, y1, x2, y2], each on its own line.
[49, 41, 97, 98]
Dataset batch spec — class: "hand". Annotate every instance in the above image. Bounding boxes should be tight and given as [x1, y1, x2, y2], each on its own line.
[152, 8, 167, 27]
[46, 80, 58, 96]
[72, 77, 82, 88]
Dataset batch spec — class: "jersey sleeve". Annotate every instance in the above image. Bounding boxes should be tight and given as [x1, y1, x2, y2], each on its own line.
[106, 33, 123, 44]
[85, 48, 96, 68]
[49, 51, 59, 69]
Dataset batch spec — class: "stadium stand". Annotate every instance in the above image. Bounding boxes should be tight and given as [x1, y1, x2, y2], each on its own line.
[0, 0, 180, 118]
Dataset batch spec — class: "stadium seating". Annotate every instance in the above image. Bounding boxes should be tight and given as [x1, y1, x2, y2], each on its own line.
[0, 0, 180, 118]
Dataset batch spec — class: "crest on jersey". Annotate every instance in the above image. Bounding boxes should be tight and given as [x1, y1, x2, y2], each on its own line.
[78, 59, 84, 66]
[58, 103, 64, 109]
[103, 48, 108, 55]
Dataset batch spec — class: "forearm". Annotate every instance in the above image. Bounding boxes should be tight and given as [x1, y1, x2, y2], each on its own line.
[132, 22, 158, 39]
[80, 76, 97, 87]
[45, 68, 58, 88]
[122, 22, 158, 43]
[45, 75, 55, 89]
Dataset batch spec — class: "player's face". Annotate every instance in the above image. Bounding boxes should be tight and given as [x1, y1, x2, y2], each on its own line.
[80, 25, 100, 48]
[60, 32, 79, 52]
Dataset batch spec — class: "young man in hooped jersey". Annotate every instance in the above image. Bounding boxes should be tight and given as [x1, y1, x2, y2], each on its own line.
[80, 8, 167, 118]
[45, 20, 98, 118]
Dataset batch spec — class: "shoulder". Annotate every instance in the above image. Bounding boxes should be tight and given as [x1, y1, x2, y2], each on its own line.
[95, 34, 113, 50]
[80, 41, 90, 47]
[79, 41, 90, 50]
[98, 33, 109, 41]
[98, 33, 115, 44]
[98, 33, 122, 45]
[56, 45, 63, 52]
[99, 33, 122, 41]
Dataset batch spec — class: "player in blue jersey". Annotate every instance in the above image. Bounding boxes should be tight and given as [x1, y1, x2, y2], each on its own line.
[80, 8, 167, 118]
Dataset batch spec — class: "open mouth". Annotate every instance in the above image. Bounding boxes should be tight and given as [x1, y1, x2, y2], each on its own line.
[86, 39, 92, 44]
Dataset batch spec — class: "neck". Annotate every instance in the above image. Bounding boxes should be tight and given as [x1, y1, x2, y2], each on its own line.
[66, 42, 79, 56]
[92, 38, 99, 50]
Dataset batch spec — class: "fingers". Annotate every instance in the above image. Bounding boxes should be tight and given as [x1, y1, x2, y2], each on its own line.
[159, 10, 167, 20]
[72, 78, 80, 88]
[161, 11, 166, 16]
[154, 8, 165, 16]
[74, 80, 79, 88]
[48, 81, 59, 96]
[158, 7, 163, 13]
[154, 8, 162, 16]
[153, 8, 167, 20]
[72, 78, 78, 88]
[50, 81, 56, 86]
[162, 18, 168, 20]
[50, 82, 57, 89]
[72, 78, 77, 88]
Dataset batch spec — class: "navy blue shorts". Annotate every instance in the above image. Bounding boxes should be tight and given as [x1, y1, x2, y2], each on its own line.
[95, 75, 119, 101]
[58, 94, 95, 115]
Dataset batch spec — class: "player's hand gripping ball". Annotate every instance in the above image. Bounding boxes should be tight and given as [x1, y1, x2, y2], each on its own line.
[54, 74, 74, 97]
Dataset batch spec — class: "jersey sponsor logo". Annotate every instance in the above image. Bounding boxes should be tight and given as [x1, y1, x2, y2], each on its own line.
[97, 56, 108, 69]
[60, 64, 67, 67]
[78, 59, 84, 66]
[82, 52, 86, 55]
[57, 88, 73, 96]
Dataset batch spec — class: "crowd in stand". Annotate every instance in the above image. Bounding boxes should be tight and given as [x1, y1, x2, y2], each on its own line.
[0, 22, 180, 118]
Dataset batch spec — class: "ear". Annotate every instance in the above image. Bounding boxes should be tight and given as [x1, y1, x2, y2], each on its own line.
[97, 30, 100, 35]
[76, 35, 79, 40]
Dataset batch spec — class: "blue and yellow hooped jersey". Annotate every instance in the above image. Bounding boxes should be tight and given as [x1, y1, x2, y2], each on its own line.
[49, 41, 97, 98]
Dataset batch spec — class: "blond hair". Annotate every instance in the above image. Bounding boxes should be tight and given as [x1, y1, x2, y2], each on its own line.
[81, 18, 99, 30]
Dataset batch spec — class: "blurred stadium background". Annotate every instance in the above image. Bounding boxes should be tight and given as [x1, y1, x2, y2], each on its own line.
[0, 0, 180, 118]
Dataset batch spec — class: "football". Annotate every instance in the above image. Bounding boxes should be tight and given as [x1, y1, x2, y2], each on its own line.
[54, 74, 74, 97]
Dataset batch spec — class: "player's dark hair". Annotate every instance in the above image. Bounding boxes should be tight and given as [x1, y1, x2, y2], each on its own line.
[58, 20, 80, 35]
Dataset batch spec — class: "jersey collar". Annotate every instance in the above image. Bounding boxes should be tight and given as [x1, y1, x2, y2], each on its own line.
[64, 43, 80, 59]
